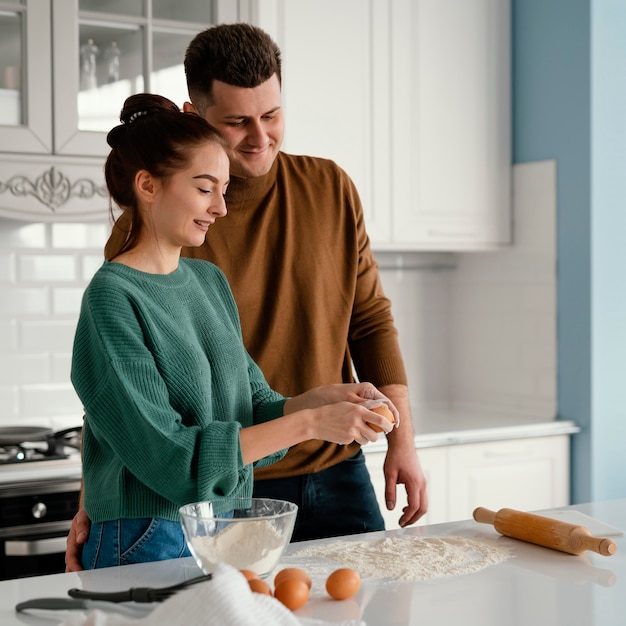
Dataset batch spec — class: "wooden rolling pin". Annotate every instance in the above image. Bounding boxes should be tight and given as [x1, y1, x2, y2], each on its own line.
[473, 507, 618, 556]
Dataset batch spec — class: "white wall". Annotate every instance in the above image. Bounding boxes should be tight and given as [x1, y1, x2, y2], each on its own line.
[378, 161, 558, 425]
[0, 219, 110, 430]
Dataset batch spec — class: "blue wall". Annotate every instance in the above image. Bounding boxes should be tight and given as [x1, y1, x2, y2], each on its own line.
[591, 1, 626, 499]
[513, 0, 626, 502]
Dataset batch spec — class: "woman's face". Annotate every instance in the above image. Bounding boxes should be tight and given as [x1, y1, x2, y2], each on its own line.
[150, 142, 230, 250]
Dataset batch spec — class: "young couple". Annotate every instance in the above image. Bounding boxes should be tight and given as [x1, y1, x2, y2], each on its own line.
[68, 23, 427, 570]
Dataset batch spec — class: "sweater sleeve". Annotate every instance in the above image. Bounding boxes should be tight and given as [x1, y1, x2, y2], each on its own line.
[340, 169, 408, 387]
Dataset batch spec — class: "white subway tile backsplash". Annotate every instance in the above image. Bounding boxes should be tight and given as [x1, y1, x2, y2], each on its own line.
[18, 254, 78, 282]
[0, 287, 49, 316]
[0, 353, 49, 385]
[0, 253, 16, 281]
[82, 254, 105, 281]
[0, 219, 47, 248]
[19, 320, 78, 352]
[53, 287, 87, 315]
[50, 353, 73, 384]
[0, 320, 17, 351]
[20, 383, 83, 419]
[51, 221, 110, 249]
[0, 386, 19, 420]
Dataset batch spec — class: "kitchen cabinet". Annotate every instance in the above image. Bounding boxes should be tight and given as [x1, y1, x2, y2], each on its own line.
[0, 0, 240, 221]
[365, 434, 570, 529]
[253, 0, 511, 251]
[445, 435, 570, 520]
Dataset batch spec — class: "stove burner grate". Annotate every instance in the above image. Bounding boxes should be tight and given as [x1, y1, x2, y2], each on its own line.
[0, 426, 81, 465]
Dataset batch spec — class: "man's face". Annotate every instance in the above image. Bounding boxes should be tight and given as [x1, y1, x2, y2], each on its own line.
[200, 74, 284, 178]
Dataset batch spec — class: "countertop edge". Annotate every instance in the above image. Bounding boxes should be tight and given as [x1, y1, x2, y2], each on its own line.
[364, 420, 581, 454]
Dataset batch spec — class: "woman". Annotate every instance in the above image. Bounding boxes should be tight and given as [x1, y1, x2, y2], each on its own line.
[71, 93, 397, 569]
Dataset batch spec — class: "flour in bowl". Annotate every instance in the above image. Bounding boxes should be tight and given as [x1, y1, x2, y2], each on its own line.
[191, 519, 286, 574]
[288, 535, 510, 582]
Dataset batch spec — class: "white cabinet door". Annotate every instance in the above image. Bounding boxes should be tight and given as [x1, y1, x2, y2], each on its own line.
[0, 1, 53, 154]
[364, 446, 448, 530]
[390, 0, 512, 250]
[446, 436, 570, 522]
[255, 0, 511, 251]
[52, 0, 217, 158]
[255, 0, 392, 242]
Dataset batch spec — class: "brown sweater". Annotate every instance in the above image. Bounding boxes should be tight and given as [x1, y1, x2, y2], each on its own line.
[105, 152, 407, 478]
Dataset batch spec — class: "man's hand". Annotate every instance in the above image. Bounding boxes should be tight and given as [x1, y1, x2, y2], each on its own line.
[384, 437, 428, 526]
[65, 508, 90, 572]
[379, 384, 428, 527]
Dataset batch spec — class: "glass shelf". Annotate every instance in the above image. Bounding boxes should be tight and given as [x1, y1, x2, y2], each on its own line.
[76, 2, 212, 133]
[0, 9, 24, 126]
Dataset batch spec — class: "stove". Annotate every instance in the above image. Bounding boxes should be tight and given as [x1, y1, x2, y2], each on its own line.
[0, 426, 81, 465]
[0, 426, 83, 580]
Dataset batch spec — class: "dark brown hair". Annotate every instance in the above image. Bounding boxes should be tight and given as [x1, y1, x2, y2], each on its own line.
[184, 23, 281, 116]
[104, 93, 224, 259]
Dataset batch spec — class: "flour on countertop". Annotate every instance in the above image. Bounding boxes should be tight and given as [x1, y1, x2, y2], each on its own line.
[287, 535, 510, 582]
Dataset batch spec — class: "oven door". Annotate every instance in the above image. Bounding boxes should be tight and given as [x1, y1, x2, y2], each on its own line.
[0, 479, 80, 580]
[1, 521, 73, 580]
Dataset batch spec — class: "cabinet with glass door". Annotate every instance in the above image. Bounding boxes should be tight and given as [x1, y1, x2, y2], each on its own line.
[0, 0, 240, 221]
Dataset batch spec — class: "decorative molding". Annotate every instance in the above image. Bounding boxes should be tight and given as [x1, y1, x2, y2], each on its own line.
[0, 166, 107, 212]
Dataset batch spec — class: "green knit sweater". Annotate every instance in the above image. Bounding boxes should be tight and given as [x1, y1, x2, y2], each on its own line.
[71, 258, 287, 523]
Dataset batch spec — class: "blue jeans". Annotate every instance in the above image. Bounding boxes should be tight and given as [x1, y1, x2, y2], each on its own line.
[81, 518, 191, 570]
[253, 449, 385, 542]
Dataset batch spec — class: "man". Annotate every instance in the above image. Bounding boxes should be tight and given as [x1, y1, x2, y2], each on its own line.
[66, 23, 427, 570]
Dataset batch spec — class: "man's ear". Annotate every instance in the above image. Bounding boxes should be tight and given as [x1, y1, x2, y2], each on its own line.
[182, 101, 197, 114]
[135, 169, 157, 202]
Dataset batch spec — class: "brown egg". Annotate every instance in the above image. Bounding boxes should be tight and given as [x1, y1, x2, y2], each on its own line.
[248, 578, 272, 595]
[273, 567, 312, 590]
[274, 578, 310, 611]
[326, 568, 361, 600]
[240, 569, 260, 581]
[368, 405, 395, 433]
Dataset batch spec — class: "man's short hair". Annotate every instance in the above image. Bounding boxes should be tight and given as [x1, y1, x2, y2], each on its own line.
[185, 23, 282, 115]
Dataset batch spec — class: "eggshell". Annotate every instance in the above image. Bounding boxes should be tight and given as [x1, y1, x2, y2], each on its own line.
[368, 405, 395, 433]
[273, 567, 312, 590]
[274, 578, 310, 611]
[248, 578, 272, 595]
[325, 568, 361, 600]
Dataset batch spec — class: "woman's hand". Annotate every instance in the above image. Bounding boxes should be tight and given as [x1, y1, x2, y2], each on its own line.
[284, 382, 400, 427]
[306, 400, 395, 445]
[241, 383, 399, 465]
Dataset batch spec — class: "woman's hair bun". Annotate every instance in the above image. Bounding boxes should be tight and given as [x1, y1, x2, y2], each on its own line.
[120, 93, 180, 125]
[107, 94, 181, 148]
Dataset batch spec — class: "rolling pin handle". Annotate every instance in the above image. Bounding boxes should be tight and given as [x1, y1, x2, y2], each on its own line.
[473, 507, 497, 525]
[597, 537, 618, 557]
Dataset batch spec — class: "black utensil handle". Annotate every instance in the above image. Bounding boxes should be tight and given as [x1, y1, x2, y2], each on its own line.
[68, 587, 134, 602]
[68, 573, 213, 603]
[16, 597, 88, 611]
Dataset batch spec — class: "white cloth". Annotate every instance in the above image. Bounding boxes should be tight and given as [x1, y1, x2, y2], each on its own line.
[59, 563, 365, 626]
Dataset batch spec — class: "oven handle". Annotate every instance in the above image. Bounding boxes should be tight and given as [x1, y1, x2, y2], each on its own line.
[5, 536, 67, 557]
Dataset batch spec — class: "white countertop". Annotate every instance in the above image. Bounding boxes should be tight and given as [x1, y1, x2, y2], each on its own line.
[367, 412, 580, 453]
[1, 499, 624, 626]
